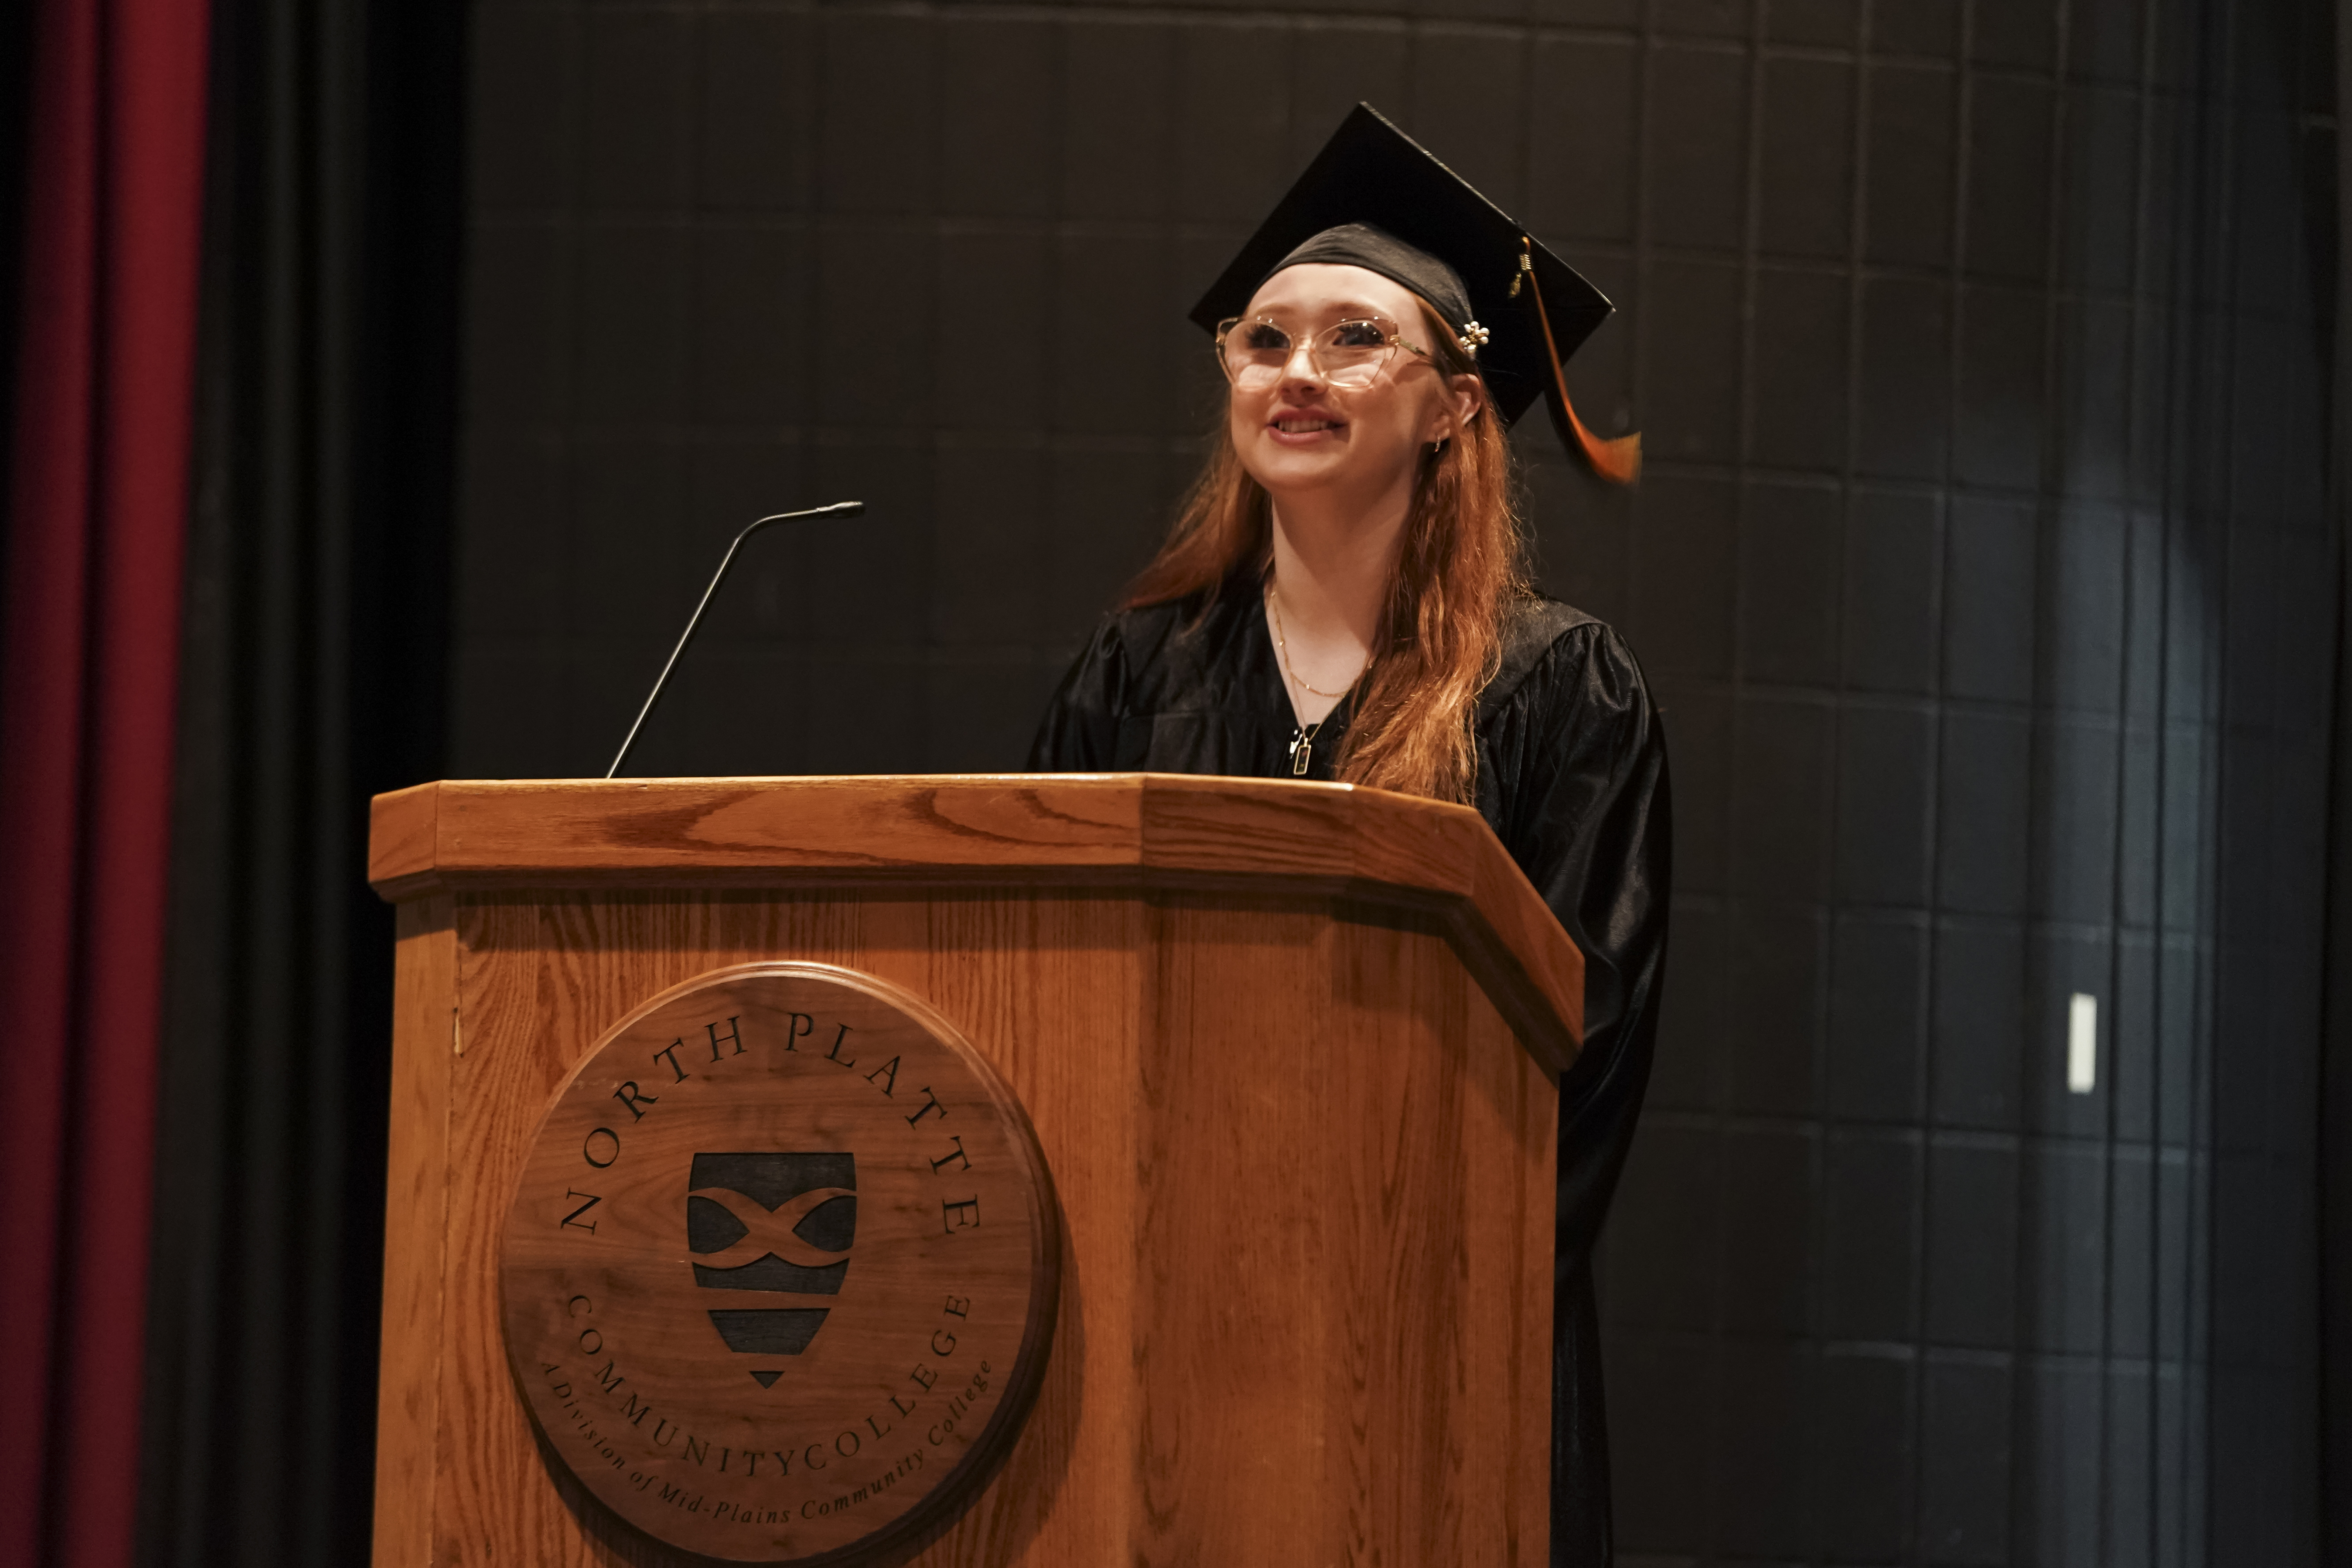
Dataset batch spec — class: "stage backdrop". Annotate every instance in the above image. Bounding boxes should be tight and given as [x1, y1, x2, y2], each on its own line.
[443, 0, 2334, 1562]
[129, 0, 465, 1564]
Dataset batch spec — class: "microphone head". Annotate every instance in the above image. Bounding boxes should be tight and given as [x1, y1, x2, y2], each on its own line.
[829, 501, 866, 517]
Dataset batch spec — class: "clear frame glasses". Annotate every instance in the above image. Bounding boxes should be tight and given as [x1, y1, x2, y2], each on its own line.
[1214, 314, 1432, 392]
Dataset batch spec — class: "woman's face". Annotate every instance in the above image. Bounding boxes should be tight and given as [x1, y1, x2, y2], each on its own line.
[1224, 263, 1485, 508]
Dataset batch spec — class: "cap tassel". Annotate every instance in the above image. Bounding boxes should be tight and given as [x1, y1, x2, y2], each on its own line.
[1521, 239, 1641, 485]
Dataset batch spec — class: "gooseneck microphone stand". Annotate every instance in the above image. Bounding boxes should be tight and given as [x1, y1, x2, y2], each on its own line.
[605, 501, 866, 779]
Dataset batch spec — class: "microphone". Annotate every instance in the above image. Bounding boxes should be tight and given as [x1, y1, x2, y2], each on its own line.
[605, 501, 866, 779]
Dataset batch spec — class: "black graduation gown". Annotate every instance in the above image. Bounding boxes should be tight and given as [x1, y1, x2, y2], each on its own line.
[1028, 577, 1672, 1568]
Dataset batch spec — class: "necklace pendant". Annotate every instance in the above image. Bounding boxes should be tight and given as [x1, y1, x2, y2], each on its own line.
[1290, 727, 1312, 777]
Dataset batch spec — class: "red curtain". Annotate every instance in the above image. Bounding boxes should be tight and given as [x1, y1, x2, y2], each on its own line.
[0, 0, 211, 1563]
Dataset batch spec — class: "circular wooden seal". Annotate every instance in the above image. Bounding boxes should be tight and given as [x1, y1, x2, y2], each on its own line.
[501, 962, 1060, 1564]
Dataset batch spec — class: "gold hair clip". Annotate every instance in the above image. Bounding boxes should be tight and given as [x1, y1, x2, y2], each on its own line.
[1459, 320, 1491, 350]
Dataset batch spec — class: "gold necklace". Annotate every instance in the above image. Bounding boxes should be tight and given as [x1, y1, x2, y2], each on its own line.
[1267, 581, 1367, 700]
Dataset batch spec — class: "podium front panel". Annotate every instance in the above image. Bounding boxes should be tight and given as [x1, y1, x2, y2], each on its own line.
[369, 779, 1569, 1566]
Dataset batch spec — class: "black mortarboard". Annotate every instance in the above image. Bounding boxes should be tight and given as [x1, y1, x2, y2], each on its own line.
[1189, 103, 1639, 483]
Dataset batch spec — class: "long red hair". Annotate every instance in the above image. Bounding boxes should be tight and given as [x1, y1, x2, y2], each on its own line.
[1123, 303, 1528, 804]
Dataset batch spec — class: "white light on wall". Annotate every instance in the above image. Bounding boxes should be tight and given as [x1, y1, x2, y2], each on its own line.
[2067, 992, 2098, 1094]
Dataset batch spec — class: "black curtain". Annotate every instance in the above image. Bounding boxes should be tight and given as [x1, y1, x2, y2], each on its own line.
[2330, 4, 2352, 1563]
[133, 0, 465, 1560]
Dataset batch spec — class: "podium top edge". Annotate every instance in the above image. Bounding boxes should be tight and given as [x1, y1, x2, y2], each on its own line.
[368, 773, 1485, 891]
[368, 774, 1582, 1059]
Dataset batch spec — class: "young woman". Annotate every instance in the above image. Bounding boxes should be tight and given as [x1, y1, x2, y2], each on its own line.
[1029, 109, 1671, 1568]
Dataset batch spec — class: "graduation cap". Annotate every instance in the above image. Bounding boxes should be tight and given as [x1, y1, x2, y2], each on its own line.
[1189, 103, 1639, 484]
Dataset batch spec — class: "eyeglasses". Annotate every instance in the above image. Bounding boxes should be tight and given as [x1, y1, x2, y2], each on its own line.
[1214, 314, 1432, 392]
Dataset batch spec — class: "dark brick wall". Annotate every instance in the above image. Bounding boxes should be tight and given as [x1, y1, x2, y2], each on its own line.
[447, 1, 2333, 1560]
[1560, 3, 2335, 1565]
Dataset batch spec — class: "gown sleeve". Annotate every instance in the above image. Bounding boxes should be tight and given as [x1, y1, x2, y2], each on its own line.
[1027, 617, 1128, 771]
[1499, 624, 1671, 1568]
[1505, 621, 1671, 1261]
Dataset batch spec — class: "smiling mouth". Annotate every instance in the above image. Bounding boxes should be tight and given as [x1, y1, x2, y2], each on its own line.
[1272, 419, 1343, 434]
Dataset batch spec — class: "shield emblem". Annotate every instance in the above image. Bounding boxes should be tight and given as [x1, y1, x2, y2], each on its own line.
[686, 1151, 857, 1366]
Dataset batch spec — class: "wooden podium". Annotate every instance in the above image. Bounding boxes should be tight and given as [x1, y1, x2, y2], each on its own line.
[366, 774, 1582, 1566]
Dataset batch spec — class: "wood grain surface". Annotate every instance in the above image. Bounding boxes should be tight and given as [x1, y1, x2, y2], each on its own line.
[373, 898, 456, 1565]
[367, 777, 1569, 1567]
[368, 775, 1581, 1073]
